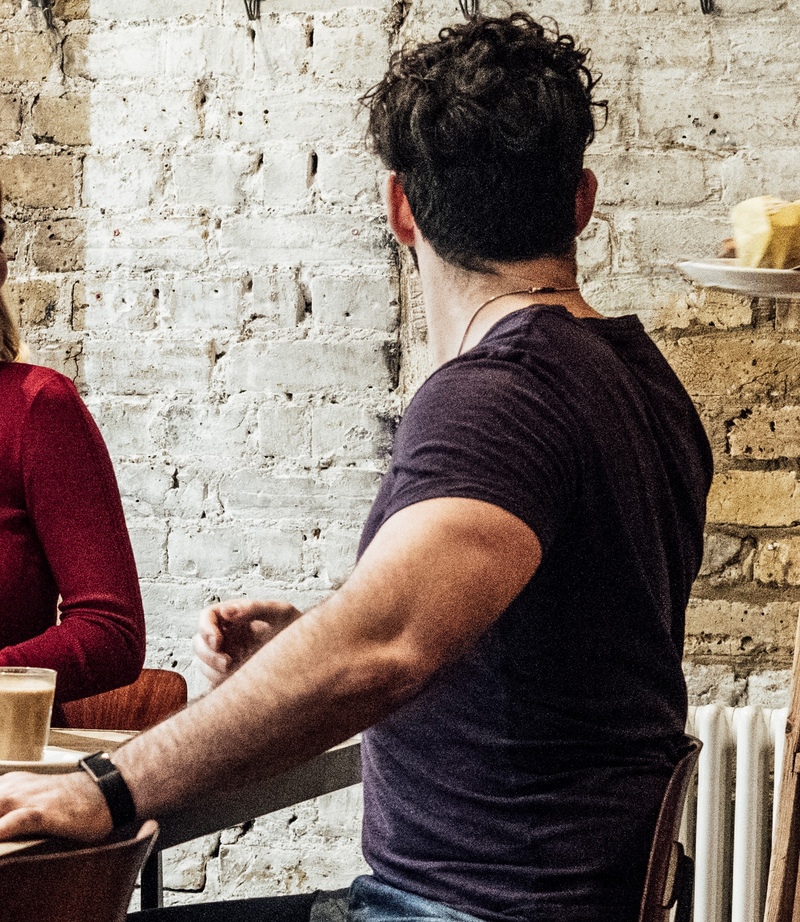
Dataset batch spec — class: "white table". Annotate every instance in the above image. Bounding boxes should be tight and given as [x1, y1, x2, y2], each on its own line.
[154, 738, 362, 850]
[143, 738, 362, 908]
[2, 730, 362, 909]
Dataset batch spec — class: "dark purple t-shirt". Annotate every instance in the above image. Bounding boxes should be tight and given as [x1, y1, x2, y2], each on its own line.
[357, 305, 712, 922]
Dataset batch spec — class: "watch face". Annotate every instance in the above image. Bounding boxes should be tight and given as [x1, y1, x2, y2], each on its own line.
[81, 751, 115, 779]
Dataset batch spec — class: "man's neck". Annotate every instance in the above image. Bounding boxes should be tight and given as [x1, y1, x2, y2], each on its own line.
[416, 247, 602, 367]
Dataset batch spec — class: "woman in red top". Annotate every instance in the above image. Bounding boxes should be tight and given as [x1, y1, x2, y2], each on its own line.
[0, 202, 145, 725]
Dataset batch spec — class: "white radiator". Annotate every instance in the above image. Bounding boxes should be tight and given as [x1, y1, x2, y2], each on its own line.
[683, 705, 788, 922]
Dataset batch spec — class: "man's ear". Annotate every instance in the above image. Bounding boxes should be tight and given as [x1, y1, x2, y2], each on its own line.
[575, 168, 598, 236]
[386, 173, 417, 248]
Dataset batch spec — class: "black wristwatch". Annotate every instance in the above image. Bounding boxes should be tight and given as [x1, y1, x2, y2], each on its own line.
[79, 751, 137, 829]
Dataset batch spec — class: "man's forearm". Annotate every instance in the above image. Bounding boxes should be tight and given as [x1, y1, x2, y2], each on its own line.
[112, 497, 541, 821]
[0, 497, 539, 842]
[112, 594, 420, 819]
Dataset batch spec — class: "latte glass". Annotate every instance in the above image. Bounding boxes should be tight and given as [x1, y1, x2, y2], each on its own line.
[0, 667, 57, 761]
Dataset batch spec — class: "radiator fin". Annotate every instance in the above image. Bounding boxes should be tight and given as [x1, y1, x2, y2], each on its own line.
[684, 705, 788, 922]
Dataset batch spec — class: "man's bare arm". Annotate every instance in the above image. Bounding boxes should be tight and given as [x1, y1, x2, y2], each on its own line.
[0, 496, 541, 838]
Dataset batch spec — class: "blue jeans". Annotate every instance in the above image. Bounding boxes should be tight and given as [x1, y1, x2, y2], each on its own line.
[127, 876, 483, 922]
[128, 888, 334, 921]
[350, 877, 485, 922]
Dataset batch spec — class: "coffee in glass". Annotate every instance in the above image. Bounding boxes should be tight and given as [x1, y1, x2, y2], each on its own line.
[0, 667, 57, 761]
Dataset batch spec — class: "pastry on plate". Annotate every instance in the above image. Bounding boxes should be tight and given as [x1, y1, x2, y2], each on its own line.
[731, 195, 800, 269]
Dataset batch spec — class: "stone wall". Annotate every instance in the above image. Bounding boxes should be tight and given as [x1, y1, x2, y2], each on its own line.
[1, 0, 799, 905]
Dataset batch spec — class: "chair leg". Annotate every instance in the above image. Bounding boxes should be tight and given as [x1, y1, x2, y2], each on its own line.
[674, 853, 695, 922]
[140, 851, 163, 910]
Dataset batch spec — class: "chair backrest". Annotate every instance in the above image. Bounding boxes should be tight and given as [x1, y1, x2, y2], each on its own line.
[60, 668, 188, 731]
[638, 736, 703, 922]
[0, 821, 158, 922]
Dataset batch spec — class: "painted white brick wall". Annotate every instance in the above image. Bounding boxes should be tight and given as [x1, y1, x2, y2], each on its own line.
[1, 0, 798, 906]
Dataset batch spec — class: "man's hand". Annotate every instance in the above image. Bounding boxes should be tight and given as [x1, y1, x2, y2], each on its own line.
[0, 769, 112, 842]
[193, 599, 303, 687]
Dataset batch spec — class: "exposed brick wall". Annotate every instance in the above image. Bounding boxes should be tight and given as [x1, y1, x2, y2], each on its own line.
[0, 0, 392, 900]
[1, 0, 799, 904]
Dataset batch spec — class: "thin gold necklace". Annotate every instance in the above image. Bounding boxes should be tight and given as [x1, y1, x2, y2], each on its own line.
[456, 286, 580, 357]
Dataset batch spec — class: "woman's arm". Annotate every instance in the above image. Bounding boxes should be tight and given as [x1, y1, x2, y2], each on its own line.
[0, 374, 145, 702]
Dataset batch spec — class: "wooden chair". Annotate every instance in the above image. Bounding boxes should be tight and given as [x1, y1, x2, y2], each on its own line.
[638, 736, 703, 922]
[765, 613, 800, 922]
[61, 668, 188, 731]
[60, 668, 188, 910]
[0, 821, 158, 922]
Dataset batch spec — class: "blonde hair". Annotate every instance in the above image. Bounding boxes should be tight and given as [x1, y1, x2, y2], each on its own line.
[0, 183, 22, 363]
[0, 290, 21, 363]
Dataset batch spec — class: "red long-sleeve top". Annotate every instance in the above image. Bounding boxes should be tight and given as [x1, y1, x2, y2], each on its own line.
[0, 363, 145, 721]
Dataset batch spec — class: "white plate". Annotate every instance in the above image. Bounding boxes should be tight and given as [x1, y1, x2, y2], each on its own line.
[0, 746, 88, 775]
[677, 259, 800, 296]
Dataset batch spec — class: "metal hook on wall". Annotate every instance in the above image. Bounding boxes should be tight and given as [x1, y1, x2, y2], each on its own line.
[700, 0, 714, 13]
[30, 0, 56, 30]
[244, 0, 276, 81]
[458, 0, 480, 18]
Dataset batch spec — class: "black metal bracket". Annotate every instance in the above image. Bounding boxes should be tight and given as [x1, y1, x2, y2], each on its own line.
[31, 0, 55, 29]
[244, 0, 261, 20]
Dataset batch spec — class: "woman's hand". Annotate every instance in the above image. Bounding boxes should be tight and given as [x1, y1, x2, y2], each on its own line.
[193, 599, 303, 688]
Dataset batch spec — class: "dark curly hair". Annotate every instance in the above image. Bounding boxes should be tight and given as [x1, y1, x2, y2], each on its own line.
[362, 14, 606, 272]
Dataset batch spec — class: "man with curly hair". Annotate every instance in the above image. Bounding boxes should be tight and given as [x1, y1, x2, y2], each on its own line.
[0, 14, 712, 922]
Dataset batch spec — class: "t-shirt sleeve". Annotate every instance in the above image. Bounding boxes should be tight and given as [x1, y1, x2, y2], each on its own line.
[379, 358, 581, 553]
[0, 374, 146, 702]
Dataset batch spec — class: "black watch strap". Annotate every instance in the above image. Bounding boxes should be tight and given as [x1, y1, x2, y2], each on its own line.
[79, 751, 137, 829]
